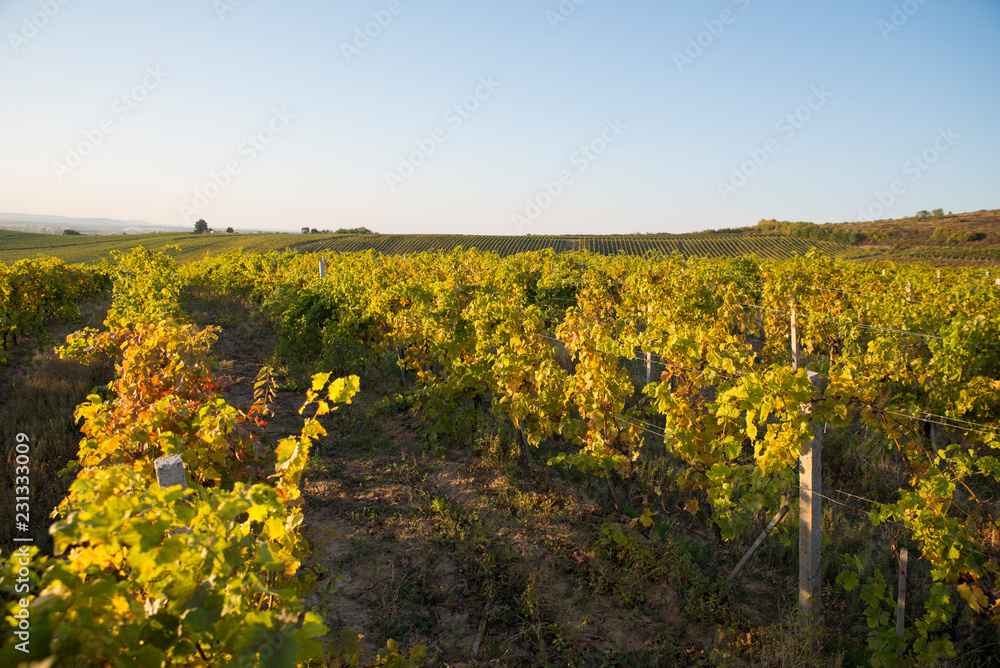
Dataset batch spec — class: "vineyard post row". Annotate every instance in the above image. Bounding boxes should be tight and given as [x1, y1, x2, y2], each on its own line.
[637, 290, 830, 621]
[708, 271, 940, 623]
[640, 292, 921, 627]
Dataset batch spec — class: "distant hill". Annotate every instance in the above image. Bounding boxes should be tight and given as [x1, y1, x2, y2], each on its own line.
[710, 208, 1000, 248]
[854, 208, 1000, 246]
[0, 213, 186, 235]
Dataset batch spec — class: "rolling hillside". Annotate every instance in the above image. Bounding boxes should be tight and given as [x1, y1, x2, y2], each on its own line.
[3, 207, 999, 266]
[0, 230, 862, 265]
[0, 231, 307, 265]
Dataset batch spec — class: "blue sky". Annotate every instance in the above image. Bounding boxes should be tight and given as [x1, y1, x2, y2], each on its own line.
[0, 0, 997, 234]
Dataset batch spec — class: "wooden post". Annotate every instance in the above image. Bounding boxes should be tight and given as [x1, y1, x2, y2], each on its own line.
[471, 604, 489, 658]
[728, 505, 790, 581]
[936, 269, 941, 283]
[516, 427, 531, 468]
[799, 371, 823, 620]
[646, 351, 654, 386]
[319, 256, 326, 279]
[790, 302, 800, 372]
[881, 268, 886, 277]
[906, 282, 912, 300]
[896, 548, 908, 642]
[995, 278, 1000, 287]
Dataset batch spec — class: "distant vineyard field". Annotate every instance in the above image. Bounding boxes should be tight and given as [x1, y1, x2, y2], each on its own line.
[0, 229, 873, 266]
[291, 234, 570, 256]
[291, 234, 859, 259]
[577, 235, 856, 259]
[0, 230, 308, 265]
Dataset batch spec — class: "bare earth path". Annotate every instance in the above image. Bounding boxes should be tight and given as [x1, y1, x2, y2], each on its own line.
[207, 317, 763, 667]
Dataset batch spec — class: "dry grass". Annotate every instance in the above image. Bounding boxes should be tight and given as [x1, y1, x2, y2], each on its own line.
[851, 208, 1000, 247]
[0, 301, 113, 552]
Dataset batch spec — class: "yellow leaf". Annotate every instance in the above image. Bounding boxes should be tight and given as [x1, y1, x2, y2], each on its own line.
[246, 504, 269, 523]
[111, 595, 131, 616]
[639, 506, 657, 527]
[958, 583, 988, 612]
[311, 372, 332, 392]
[264, 516, 285, 540]
[327, 375, 361, 404]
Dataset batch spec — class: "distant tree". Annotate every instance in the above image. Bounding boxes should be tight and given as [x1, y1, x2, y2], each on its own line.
[226, 226, 234, 233]
[932, 208, 944, 218]
[931, 227, 976, 245]
[310, 228, 319, 234]
[62, 229, 81, 235]
[334, 226, 375, 234]
[302, 227, 310, 234]
[194, 219, 209, 234]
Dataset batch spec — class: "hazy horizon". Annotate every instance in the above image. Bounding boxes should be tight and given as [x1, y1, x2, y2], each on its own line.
[1, 1, 997, 235]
